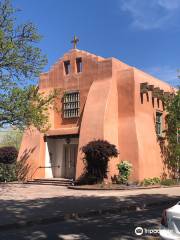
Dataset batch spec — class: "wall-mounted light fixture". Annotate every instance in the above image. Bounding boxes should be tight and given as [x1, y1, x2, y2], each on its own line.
[65, 138, 71, 144]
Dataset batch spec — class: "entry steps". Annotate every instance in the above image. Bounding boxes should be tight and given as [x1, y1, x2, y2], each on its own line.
[26, 178, 74, 186]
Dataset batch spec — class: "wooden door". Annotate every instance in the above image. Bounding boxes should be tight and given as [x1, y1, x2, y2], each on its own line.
[64, 144, 78, 179]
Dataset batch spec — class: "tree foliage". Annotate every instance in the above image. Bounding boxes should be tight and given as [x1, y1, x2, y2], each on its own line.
[0, 0, 46, 88]
[164, 89, 180, 177]
[0, 0, 57, 131]
[0, 129, 22, 149]
[0, 85, 58, 131]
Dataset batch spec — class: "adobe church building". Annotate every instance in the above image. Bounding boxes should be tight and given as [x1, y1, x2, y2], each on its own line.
[18, 43, 173, 182]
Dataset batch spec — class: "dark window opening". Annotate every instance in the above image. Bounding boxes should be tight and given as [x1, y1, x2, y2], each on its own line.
[64, 60, 71, 75]
[156, 112, 163, 136]
[76, 58, 82, 73]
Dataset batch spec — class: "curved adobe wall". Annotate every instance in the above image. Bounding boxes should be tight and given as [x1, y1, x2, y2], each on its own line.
[76, 61, 119, 180]
[116, 68, 140, 180]
[103, 78, 119, 179]
[17, 88, 54, 180]
[17, 129, 45, 180]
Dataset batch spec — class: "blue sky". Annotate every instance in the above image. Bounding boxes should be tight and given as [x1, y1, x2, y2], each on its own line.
[13, 0, 180, 86]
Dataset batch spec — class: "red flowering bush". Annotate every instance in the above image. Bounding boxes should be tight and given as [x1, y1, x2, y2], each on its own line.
[81, 139, 119, 183]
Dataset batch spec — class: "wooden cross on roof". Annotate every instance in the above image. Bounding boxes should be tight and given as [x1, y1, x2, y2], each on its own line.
[71, 35, 79, 49]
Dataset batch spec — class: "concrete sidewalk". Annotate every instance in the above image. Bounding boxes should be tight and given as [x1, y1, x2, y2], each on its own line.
[0, 184, 179, 230]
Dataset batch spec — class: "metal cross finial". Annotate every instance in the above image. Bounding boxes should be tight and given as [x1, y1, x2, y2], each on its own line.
[71, 35, 79, 49]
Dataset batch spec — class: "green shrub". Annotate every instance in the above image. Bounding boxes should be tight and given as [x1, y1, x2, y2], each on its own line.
[0, 163, 17, 182]
[141, 177, 160, 186]
[116, 161, 132, 184]
[81, 139, 119, 183]
[160, 178, 179, 186]
[0, 146, 18, 182]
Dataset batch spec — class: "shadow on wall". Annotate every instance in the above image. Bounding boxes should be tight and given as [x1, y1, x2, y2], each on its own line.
[158, 136, 180, 179]
[0, 190, 179, 239]
[157, 136, 168, 179]
[17, 147, 36, 181]
[153, 115, 172, 179]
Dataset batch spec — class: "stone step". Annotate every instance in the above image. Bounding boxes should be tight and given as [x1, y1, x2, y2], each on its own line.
[34, 179, 73, 183]
[26, 178, 74, 186]
[25, 182, 71, 186]
[35, 178, 73, 181]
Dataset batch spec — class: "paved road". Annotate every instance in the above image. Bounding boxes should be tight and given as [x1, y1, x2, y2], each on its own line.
[0, 202, 174, 240]
[0, 184, 180, 227]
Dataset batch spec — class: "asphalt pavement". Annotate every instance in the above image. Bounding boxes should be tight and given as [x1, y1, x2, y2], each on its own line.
[0, 184, 180, 229]
[0, 201, 173, 240]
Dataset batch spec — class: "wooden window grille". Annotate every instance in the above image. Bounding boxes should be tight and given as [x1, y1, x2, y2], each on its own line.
[63, 91, 80, 118]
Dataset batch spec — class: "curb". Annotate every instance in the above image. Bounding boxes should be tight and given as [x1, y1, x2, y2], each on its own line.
[0, 197, 179, 232]
[68, 185, 180, 191]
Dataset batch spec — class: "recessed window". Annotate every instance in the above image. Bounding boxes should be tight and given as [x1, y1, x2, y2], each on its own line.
[64, 60, 71, 75]
[63, 91, 80, 118]
[156, 112, 163, 136]
[76, 58, 82, 73]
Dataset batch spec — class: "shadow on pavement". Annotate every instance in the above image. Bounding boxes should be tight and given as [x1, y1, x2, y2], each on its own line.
[0, 191, 179, 239]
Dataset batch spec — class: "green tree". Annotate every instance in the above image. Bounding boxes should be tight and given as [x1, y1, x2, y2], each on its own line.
[0, 129, 22, 149]
[0, 0, 57, 131]
[164, 89, 180, 178]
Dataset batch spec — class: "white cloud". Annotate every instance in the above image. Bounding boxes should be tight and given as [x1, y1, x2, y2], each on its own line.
[144, 66, 180, 87]
[158, 0, 180, 10]
[119, 0, 180, 30]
